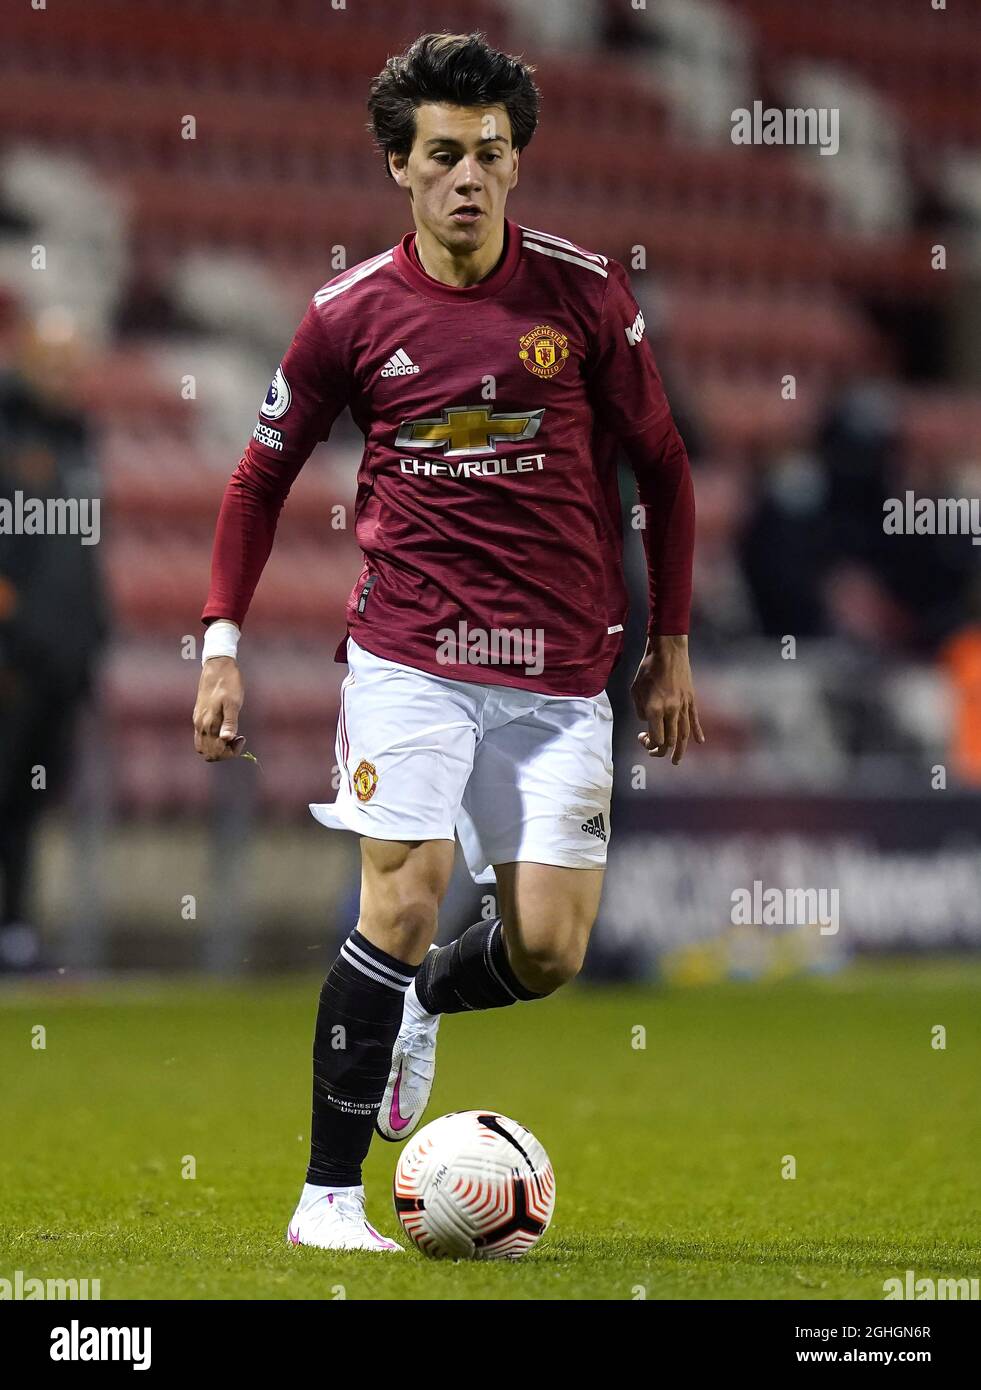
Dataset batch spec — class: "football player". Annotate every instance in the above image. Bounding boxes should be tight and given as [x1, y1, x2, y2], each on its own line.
[193, 31, 702, 1250]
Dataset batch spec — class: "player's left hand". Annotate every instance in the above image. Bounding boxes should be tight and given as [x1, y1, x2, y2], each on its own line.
[631, 634, 705, 766]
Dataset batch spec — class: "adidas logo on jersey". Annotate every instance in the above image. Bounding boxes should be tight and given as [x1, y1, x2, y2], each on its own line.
[581, 813, 607, 842]
[381, 348, 420, 378]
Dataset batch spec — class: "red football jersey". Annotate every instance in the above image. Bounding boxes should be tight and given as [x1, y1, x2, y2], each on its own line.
[203, 218, 693, 696]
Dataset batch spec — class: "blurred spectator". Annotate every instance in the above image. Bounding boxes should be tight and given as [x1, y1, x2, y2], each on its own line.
[942, 614, 981, 786]
[113, 247, 201, 340]
[0, 309, 108, 970]
[600, 0, 659, 53]
[740, 384, 978, 655]
[739, 446, 832, 639]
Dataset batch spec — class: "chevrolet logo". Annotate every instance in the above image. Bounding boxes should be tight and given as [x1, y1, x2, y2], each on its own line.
[394, 405, 544, 457]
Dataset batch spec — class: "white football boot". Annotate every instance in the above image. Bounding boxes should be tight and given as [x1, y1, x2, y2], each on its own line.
[376, 958, 441, 1142]
[286, 1184, 402, 1252]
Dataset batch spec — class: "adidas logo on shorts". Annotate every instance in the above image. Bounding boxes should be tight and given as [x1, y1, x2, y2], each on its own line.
[581, 812, 607, 842]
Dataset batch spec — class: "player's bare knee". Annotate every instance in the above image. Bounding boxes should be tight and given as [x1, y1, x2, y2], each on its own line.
[361, 893, 438, 960]
[508, 937, 585, 995]
[359, 840, 452, 960]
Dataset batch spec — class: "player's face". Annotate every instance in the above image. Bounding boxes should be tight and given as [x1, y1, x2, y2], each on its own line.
[390, 103, 519, 253]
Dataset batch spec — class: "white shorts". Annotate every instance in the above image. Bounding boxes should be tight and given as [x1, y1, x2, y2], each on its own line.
[309, 637, 613, 884]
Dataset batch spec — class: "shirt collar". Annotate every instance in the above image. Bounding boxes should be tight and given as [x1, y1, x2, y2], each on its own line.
[394, 218, 522, 302]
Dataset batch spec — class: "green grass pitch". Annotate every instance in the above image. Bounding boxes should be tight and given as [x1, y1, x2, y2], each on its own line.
[1, 959, 978, 1300]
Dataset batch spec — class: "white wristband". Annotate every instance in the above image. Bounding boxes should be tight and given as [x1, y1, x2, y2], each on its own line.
[202, 619, 241, 664]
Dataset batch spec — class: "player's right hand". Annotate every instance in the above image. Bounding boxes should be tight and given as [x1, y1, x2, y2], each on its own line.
[193, 657, 246, 761]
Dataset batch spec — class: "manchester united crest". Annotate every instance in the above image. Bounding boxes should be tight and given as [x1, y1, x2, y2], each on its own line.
[518, 324, 570, 379]
[353, 759, 378, 803]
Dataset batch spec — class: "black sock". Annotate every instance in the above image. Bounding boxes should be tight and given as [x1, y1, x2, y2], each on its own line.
[306, 929, 420, 1187]
[415, 918, 543, 1015]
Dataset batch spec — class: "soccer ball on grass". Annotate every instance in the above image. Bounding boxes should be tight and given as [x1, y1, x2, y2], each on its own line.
[393, 1110, 555, 1259]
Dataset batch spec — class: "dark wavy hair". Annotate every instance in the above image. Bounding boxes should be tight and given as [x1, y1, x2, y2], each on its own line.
[367, 32, 540, 179]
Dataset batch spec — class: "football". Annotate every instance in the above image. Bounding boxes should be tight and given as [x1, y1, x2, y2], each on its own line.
[393, 1110, 556, 1259]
